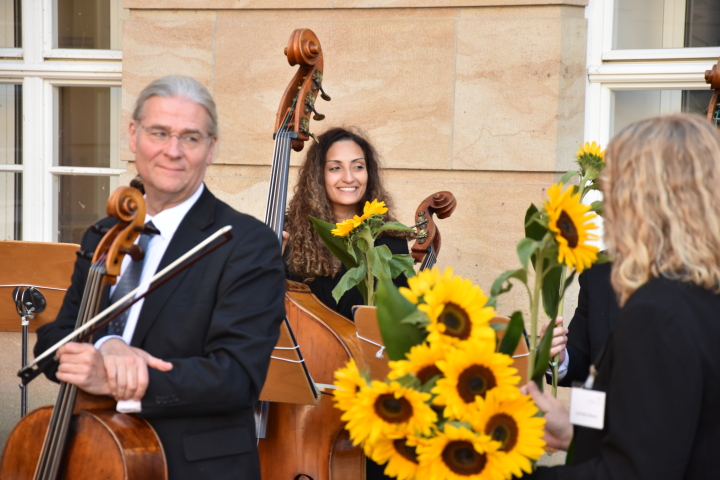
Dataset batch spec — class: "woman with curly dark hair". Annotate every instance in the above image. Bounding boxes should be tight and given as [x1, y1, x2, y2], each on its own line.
[284, 127, 411, 321]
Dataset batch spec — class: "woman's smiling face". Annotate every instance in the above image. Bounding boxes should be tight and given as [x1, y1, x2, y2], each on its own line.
[324, 140, 368, 218]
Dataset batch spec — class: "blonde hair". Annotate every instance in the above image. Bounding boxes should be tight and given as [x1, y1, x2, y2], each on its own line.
[602, 114, 720, 305]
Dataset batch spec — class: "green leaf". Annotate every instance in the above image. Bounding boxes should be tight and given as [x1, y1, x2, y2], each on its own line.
[590, 200, 603, 216]
[367, 245, 393, 280]
[531, 317, 556, 387]
[310, 216, 358, 270]
[400, 309, 430, 327]
[331, 264, 367, 303]
[376, 222, 415, 235]
[499, 311, 525, 356]
[541, 264, 563, 319]
[516, 238, 539, 271]
[356, 236, 370, 253]
[376, 276, 427, 360]
[524, 203, 547, 242]
[559, 170, 579, 185]
[389, 254, 416, 279]
[392, 373, 421, 390]
[420, 375, 441, 394]
[488, 268, 527, 307]
[595, 251, 611, 264]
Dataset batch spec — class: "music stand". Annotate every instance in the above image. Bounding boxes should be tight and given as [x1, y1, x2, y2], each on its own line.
[0, 241, 78, 416]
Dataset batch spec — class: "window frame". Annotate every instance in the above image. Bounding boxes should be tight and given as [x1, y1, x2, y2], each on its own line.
[0, 0, 124, 242]
[584, 0, 719, 146]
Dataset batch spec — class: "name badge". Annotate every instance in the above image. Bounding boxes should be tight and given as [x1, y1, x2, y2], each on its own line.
[569, 387, 606, 430]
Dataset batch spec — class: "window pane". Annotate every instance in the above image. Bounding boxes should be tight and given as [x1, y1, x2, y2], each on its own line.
[57, 175, 109, 244]
[0, 172, 21, 240]
[613, 89, 714, 135]
[55, 0, 110, 49]
[0, 83, 22, 240]
[614, 0, 720, 49]
[0, 0, 21, 48]
[58, 86, 116, 168]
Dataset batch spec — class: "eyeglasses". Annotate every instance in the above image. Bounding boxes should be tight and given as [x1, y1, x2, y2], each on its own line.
[138, 123, 212, 151]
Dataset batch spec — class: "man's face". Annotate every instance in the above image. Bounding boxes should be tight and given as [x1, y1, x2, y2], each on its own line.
[129, 96, 215, 209]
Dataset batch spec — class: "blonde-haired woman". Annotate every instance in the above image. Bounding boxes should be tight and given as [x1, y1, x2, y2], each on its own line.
[527, 114, 720, 479]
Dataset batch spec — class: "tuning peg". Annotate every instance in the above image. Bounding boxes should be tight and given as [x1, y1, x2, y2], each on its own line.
[76, 250, 94, 260]
[119, 245, 145, 262]
[310, 104, 325, 121]
[310, 133, 320, 143]
[318, 85, 331, 102]
[89, 224, 110, 235]
[134, 223, 161, 236]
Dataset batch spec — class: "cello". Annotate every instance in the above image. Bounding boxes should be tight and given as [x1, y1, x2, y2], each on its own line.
[0, 186, 167, 480]
[410, 191, 457, 269]
[258, 29, 366, 480]
[705, 57, 720, 127]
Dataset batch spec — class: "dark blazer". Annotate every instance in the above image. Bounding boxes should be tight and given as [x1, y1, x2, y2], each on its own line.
[34, 186, 286, 480]
[531, 277, 720, 479]
[550, 262, 620, 387]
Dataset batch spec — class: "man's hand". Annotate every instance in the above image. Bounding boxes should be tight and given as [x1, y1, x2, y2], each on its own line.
[56, 342, 111, 396]
[540, 317, 568, 363]
[99, 338, 173, 401]
[525, 381, 574, 450]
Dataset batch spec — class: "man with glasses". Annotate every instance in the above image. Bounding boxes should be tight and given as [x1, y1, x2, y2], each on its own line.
[34, 75, 286, 480]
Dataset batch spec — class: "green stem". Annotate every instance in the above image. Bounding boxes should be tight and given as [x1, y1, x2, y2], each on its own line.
[529, 247, 546, 383]
[359, 228, 377, 306]
[552, 266, 568, 397]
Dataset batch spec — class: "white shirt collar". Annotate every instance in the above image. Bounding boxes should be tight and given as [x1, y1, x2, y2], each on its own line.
[144, 183, 205, 240]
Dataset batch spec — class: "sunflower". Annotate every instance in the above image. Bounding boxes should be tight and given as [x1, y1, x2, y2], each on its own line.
[416, 424, 505, 480]
[432, 339, 520, 422]
[388, 342, 447, 385]
[331, 215, 364, 237]
[417, 273, 497, 347]
[575, 141, 604, 159]
[471, 389, 546, 478]
[364, 434, 423, 480]
[544, 183, 599, 273]
[341, 380, 437, 446]
[333, 358, 368, 412]
[330, 199, 388, 237]
[399, 266, 454, 305]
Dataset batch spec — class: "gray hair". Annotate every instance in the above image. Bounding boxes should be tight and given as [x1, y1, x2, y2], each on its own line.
[132, 75, 218, 137]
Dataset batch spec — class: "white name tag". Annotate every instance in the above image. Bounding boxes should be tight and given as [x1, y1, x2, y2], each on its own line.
[569, 387, 606, 430]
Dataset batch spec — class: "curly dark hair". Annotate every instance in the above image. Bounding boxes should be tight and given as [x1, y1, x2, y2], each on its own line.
[285, 127, 410, 281]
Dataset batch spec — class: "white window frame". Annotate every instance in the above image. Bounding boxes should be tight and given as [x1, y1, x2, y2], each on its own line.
[584, 0, 720, 147]
[0, 0, 124, 242]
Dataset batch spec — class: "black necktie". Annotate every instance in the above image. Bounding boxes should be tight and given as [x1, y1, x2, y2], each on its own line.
[107, 222, 157, 336]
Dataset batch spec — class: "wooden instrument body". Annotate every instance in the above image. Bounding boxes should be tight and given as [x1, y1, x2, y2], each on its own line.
[0, 187, 168, 480]
[1, 393, 167, 480]
[259, 281, 365, 480]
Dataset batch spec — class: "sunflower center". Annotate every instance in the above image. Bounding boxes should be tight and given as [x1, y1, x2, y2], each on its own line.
[439, 302, 471, 340]
[392, 439, 419, 464]
[441, 441, 487, 476]
[557, 211, 579, 248]
[485, 413, 519, 452]
[374, 394, 413, 424]
[416, 365, 443, 384]
[457, 365, 497, 403]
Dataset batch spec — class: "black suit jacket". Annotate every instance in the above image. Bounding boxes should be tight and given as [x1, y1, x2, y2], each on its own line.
[551, 262, 620, 387]
[531, 277, 720, 479]
[34, 186, 286, 480]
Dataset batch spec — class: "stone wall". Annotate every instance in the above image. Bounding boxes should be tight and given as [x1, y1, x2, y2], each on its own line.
[0, 0, 586, 459]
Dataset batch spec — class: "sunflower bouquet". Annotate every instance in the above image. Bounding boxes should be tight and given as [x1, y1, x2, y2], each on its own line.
[489, 141, 605, 395]
[333, 268, 547, 480]
[310, 199, 416, 306]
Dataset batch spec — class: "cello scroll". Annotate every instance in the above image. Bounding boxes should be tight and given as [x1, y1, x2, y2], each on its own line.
[411, 191, 457, 269]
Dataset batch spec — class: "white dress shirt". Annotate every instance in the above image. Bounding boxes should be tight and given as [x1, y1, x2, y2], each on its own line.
[95, 183, 204, 411]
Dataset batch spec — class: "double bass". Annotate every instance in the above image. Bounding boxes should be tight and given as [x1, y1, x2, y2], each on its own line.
[0, 187, 167, 480]
[258, 29, 366, 480]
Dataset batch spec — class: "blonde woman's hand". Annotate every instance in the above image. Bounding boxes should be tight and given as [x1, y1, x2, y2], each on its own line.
[525, 381, 574, 451]
[540, 317, 568, 362]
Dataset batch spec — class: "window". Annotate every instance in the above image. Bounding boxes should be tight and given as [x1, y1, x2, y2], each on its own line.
[584, 0, 720, 147]
[0, 0, 127, 243]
